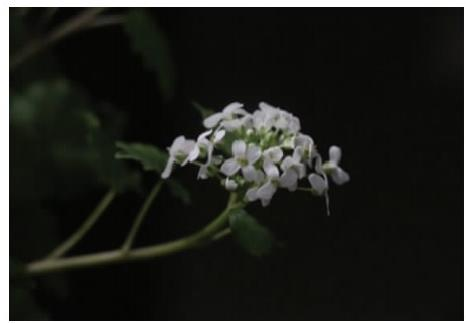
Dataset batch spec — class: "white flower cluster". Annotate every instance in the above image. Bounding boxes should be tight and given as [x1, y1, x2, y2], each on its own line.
[162, 102, 349, 209]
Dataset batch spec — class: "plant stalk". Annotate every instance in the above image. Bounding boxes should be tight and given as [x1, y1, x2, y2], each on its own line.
[121, 180, 164, 252]
[46, 189, 116, 259]
[26, 193, 241, 276]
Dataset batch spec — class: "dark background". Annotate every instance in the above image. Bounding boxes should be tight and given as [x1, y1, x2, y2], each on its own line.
[12, 8, 463, 320]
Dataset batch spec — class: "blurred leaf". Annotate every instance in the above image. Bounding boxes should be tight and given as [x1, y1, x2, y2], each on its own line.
[229, 209, 275, 256]
[115, 141, 191, 204]
[10, 79, 138, 198]
[124, 9, 175, 101]
[115, 141, 168, 173]
[166, 179, 191, 205]
[192, 101, 215, 119]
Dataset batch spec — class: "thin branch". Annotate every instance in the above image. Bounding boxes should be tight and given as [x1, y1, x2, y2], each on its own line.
[212, 227, 231, 241]
[121, 181, 164, 252]
[37, 7, 59, 29]
[10, 7, 106, 70]
[85, 14, 125, 29]
[46, 189, 116, 259]
[26, 193, 243, 276]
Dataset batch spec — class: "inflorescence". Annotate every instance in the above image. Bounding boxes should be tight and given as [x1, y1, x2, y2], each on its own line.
[161, 102, 349, 212]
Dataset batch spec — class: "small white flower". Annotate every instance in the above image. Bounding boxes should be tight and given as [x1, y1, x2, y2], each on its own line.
[203, 102, 248, 129]
[323, 146, 350, 185]
[255, 158, 280, 206]
[307, 153, 328, 195]
[263, 146, 284, 164]
[257, 102, 301, 134]
[193, 129, 226, 179]
[295, 134, 314, 161]
[161, 136, 197, 179]
[245, 169, 266, 202]
[308, 173, 327, 195]
[225, 178, 238, 191]
[279, 148, 306, 191]
[220, 140, 261, 177]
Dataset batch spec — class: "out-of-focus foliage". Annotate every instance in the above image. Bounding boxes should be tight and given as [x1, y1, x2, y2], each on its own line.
[11, 79, 140, 198]
[229, 209, 275, 256]
[10, 78, 142, 319]
[124, 9, 176, 101]
[10, 8, 184, 319]
[116, 142, 191, 205]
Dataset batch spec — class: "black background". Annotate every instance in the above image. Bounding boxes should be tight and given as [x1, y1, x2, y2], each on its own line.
[30, 8, 463, 320]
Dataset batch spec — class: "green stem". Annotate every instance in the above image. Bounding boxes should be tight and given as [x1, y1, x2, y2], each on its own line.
[121, 181, 164, 252]
[26, 193, 242, 276]
[46, 189, 116, 259]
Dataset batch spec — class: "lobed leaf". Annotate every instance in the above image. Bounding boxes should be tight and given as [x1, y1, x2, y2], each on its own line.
[124, 9, 176, 101]
[229, 208, 275, 256]
[115, 141, 168, 174]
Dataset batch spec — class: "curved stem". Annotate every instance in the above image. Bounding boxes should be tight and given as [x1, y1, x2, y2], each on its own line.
[26, 193, 243, 276]
[10, 8, 106, 70]
[47, 189, 116, 259]
[121, 180, 164, 252]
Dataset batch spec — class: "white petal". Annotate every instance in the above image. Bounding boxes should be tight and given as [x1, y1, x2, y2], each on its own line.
[329, 146, 342, 164]
[279, 168, 299, 190]
[264, 146, 283, 163]
[313, 153, 324, 174]
[296, 164, 307, 179]
[330, 167, 350, 185]
[280, 156, 294, 171]
[292, 146, 303, 161]
[223, 102, 244, 114]
[295, 134, 312, 148]
[246, 187, 259, 201]
[260, 198, 272, 207]
[169, 136, 186, 155]
[222, 118, 247, 130]
[187, 144, 200, 162]
[232, 140, 247, 157]
[259, 101, 278, 113]
[220, 158, 241, 176]
[242, 165, 258, 182]
[197, 165, 209, 179]
[254, 169, 266, 183]
[161, 156, 176, 179]
[288, 116, 301, 133]
[197, 129, 212, 142]
[257, 181, 277, 201]
[308, 173, 327, 195]
[225, 178, 238, 191]
[263, 158, 279, 179]
[213, 129, 226, 143]
[246, 144, 261, 164]
[181, 140, 197, 155]
[203, 112, 224, 128]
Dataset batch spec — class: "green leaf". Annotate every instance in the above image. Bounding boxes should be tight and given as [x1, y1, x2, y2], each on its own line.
[229, 209, 275, 256]
[124, 9, 175, 101]
[192, 101, 215, 119]
[115, 141, 191, 204]
[115, 141, 168, 174]
[166, 179, 191, 205]
[10, 79, 139, 198]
